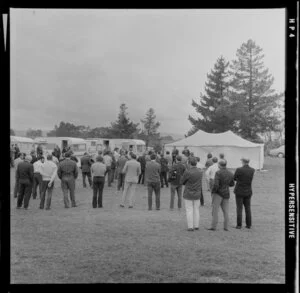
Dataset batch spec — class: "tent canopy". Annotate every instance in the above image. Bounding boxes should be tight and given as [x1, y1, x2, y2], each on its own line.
[164, 130, 264, 170]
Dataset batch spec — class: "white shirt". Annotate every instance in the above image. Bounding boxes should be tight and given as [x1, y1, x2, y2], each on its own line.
[39, 160, 57, 182]
[52, 156, 59, 166]
[114, 151, 120, 162]
[33, 160, 44, 173]
[103, 155, 112, 167]
[196, 162, 204, 169]
[207, 163, 219, 180]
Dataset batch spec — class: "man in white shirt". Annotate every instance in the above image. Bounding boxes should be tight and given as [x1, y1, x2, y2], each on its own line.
[206, 157, 219, 198]
[31, 156, 45, 200]
[120, 152, 141, 208]
[39, 154, 58, 210]
[103, 151, 113, 187]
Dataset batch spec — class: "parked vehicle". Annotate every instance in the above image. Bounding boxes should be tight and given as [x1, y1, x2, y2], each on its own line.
[85, 138, 98, 155]
[34, 137, 88, 166]
[96, 138, 146, 157]
[269, 145, 285, 158]
[10, 136, 35, 155]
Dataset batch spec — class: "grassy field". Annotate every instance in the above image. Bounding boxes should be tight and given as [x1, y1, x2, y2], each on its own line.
[10, 157, 285, 283]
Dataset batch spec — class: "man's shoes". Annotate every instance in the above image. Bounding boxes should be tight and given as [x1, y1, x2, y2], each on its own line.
[224, 228, 229, 231]
[120, 204, 125, 208]
[156, 208, 160, 210]
[187, 228, 194, 231]
[235, 226, 242, 229]
[64, 206, 69, 209]
[169, 208, 174, 211]
[16, 206, 21, 209]
[148, 208, 152, 211]
[128, 206, 133, 208]
[39, 207, 44, 209]
[98, 206, 103, 208]
[246, 226, 251, 229]
[24, 207, 28, 210]
[194, 228, 199, 231]
[206, 228, 216, 231]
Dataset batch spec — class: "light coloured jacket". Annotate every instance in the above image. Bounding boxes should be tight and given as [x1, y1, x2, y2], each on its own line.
[122, 159, 141, 183]
[40, 160, 57, 182]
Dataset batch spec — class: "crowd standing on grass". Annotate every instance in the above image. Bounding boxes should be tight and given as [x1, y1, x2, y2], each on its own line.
[12, 143, 256, 232]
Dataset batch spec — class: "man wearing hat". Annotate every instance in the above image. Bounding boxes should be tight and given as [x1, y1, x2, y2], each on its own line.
[207, 159, 235, 231]
[57, 151, 79, 208]
[233, 157, 255, 229]
[16, 155, 34, 209]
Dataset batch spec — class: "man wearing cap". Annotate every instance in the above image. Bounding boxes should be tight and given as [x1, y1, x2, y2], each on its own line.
[91, 156, 107, 208]
[57, 151, 79, 208]
[207, 159, 235, 231]
[31, 156, 45, 200]
[80, 152, 93, 188]
[169, 155, 186, 211]
[16, 155, 34, 209]
[120, 152, 141, 208]
[39, 154, 58, 210]
[233, 158, 255, 229]
[181, 157, 203, 231]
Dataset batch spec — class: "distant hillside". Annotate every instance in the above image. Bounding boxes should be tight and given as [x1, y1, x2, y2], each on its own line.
[160, 132, 184, 141]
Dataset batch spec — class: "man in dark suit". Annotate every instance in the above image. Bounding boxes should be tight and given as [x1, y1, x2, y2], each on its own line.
[80, 152, 92, 188]
[16, 155, 34, 209]
[233, 157, 255, 229]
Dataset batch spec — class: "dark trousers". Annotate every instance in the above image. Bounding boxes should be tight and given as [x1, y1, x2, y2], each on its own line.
[17, 180, 32, 208]
[32, 173, 43, 199]
[82, 171, 92, 187]
[117, 173, 125, 191]
[14, 176, 19, 198]
[170, 184, 183, 209]
[147, 182, 161, 210]
[200, 189, 204, 206]
[93, 176, 105, 208]
[61, 177, 76, 208]
[138, 170, 145, 184]
[235, 195, 252, 227]
[40, 181, 54, 209]
[160, 171, 168, 187]
[105, 166, 112, 186]
[110, 168, 116, 184]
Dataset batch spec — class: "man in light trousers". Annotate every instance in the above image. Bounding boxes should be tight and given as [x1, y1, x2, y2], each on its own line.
[181, 158, 203, 231]
[120, 152, 141, 208]
[39, 154, 57, 210]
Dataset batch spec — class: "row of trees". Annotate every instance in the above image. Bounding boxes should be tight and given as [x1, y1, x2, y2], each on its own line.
[38, 104, 164, 150]
[187, 39, 284, 143]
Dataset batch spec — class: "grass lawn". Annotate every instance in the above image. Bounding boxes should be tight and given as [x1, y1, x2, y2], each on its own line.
[10, 157, 285, 283]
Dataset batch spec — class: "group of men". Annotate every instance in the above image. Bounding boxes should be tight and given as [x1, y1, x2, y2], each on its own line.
[12, 144, 255, 232]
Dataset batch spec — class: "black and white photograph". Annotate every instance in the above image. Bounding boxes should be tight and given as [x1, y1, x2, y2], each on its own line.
[2, 5, 298, 288]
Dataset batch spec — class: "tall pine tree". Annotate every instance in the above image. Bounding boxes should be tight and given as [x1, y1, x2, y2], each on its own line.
[188, 56, 232, 136]
[140, 108, 161, 147]
[228, 39, 282, 141]
[110, 103, 139, 138]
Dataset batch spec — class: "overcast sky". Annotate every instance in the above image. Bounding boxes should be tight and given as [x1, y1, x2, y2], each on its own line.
[10, 8, 285, 136]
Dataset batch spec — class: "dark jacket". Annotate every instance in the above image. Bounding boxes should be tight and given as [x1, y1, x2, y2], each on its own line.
[212, 167, 235, 199]
[81, 155, 92, 173]
[181, 166, 203, 200]
[205, 158, 213, 168]
[169, 162, 186, 186]
[16, 161, 34, 184]
[233, 165, 255, 197]
[160, 157, 169, 172]
[145, 160, 161, 183]
[57, 158, 78, 179]
[137, 155, 146, 171]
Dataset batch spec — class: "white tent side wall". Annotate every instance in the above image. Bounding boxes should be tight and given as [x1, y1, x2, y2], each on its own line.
[164, 145, 263, 170]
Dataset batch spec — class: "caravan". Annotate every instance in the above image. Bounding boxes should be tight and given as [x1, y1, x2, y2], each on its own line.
[10, 136, 35, 155]
[96, 138, 146, 156]
[34, 137, 88, 165]
[85, 138, 99, 155]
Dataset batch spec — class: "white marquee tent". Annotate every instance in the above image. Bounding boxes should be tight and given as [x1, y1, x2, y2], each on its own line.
[164, 130, 264, 170]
